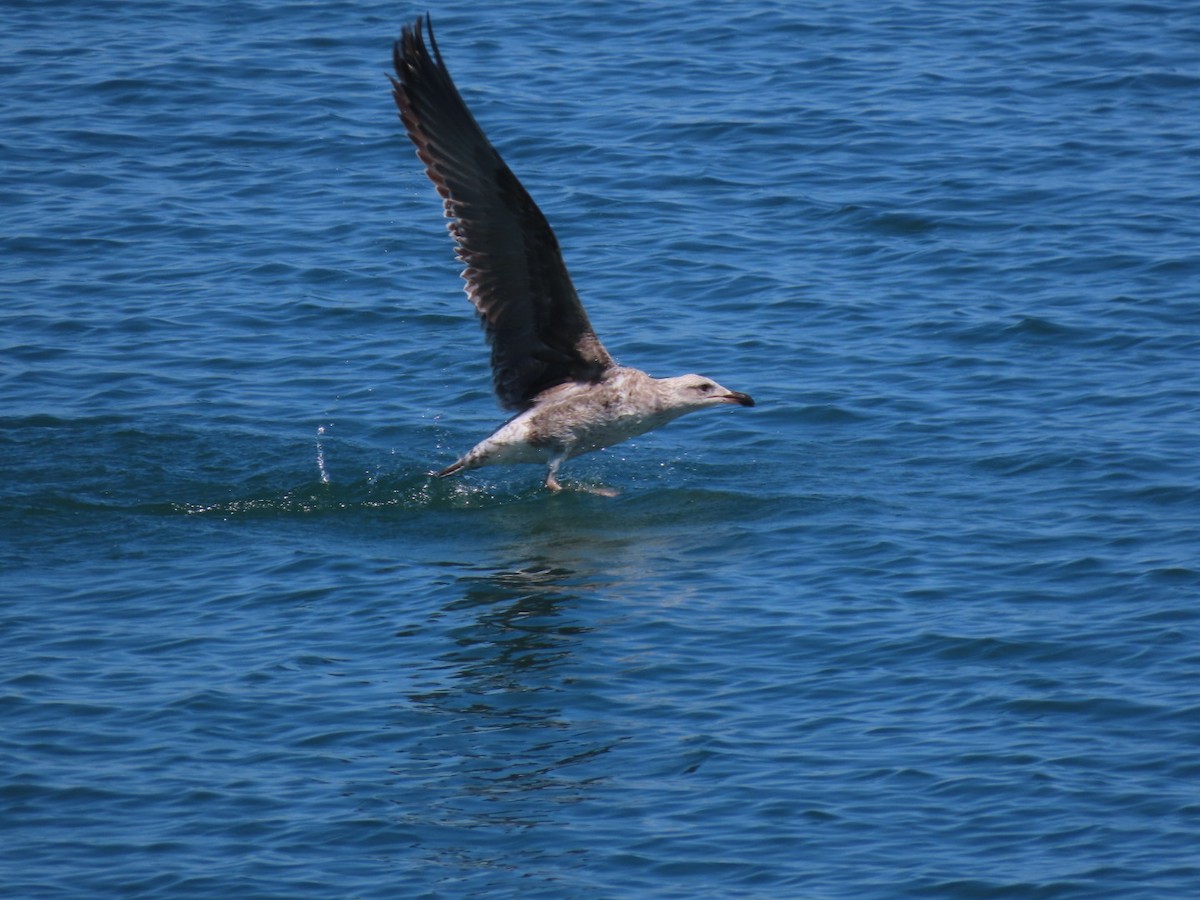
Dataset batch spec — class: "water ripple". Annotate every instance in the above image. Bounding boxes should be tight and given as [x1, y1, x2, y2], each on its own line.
[3, 0, 1199, 896]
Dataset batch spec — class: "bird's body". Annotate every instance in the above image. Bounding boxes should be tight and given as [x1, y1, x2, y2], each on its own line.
[390, 17, 753, 492]
[439, 368, 735, 490]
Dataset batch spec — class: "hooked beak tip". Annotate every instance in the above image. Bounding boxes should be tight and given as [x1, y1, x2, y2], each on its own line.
[725, 392, 755, 408]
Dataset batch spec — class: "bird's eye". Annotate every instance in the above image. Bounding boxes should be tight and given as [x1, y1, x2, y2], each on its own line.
[695, 382, 715, 393]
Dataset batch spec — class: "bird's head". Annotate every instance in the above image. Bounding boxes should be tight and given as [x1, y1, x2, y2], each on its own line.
[660, 374, 755, 414]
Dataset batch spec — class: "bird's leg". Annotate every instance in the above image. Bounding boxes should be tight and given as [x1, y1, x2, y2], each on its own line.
[544, 456, 565, 492]
[544, 450, 618, 496]
[545, 461, 621, 497]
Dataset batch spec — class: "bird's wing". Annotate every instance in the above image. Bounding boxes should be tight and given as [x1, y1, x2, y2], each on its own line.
[391, 16, 615, 411]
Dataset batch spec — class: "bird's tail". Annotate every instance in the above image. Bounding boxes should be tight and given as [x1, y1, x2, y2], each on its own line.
[433, 441, 491, 478]
[434, 458, 468, 479]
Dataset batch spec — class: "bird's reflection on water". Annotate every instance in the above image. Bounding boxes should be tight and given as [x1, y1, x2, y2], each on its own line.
[389, 489, 755, 863]
[402, 519, 641, 824]
[438, 562, 593, 693]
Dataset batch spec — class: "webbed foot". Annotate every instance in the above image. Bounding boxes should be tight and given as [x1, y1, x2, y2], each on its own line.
[582, 484, 620, 497]
[544, 471, 618, 497]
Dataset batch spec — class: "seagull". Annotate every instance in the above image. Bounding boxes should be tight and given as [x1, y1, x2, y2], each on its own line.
[390, 16, 754, 493]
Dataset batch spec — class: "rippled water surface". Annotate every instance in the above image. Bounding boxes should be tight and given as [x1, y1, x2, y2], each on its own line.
[4, 1, 1199, 896]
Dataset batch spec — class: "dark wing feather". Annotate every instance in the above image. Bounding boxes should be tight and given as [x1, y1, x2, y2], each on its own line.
[390, 16, 615, 411]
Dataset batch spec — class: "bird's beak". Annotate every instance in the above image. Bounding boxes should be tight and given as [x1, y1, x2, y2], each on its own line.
[723, 391, 755, 407]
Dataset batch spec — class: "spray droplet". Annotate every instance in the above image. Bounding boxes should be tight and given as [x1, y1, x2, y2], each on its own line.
[315, 425, 330, 484]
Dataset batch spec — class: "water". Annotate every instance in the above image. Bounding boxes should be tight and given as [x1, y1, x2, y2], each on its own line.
[3, 1, 1199, 896]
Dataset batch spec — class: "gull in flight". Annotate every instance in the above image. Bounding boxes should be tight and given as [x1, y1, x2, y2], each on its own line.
[390, 17, 754, 493]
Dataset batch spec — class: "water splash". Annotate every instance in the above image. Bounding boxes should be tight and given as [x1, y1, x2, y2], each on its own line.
[315, 424, 330, 484]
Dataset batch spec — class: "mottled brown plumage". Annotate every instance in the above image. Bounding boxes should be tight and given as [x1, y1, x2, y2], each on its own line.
[390, 17, 753, 492]
[390, 17, 613, 411]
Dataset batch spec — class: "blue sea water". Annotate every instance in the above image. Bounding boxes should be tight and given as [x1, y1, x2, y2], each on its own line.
[3, 0, 1200, 896]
